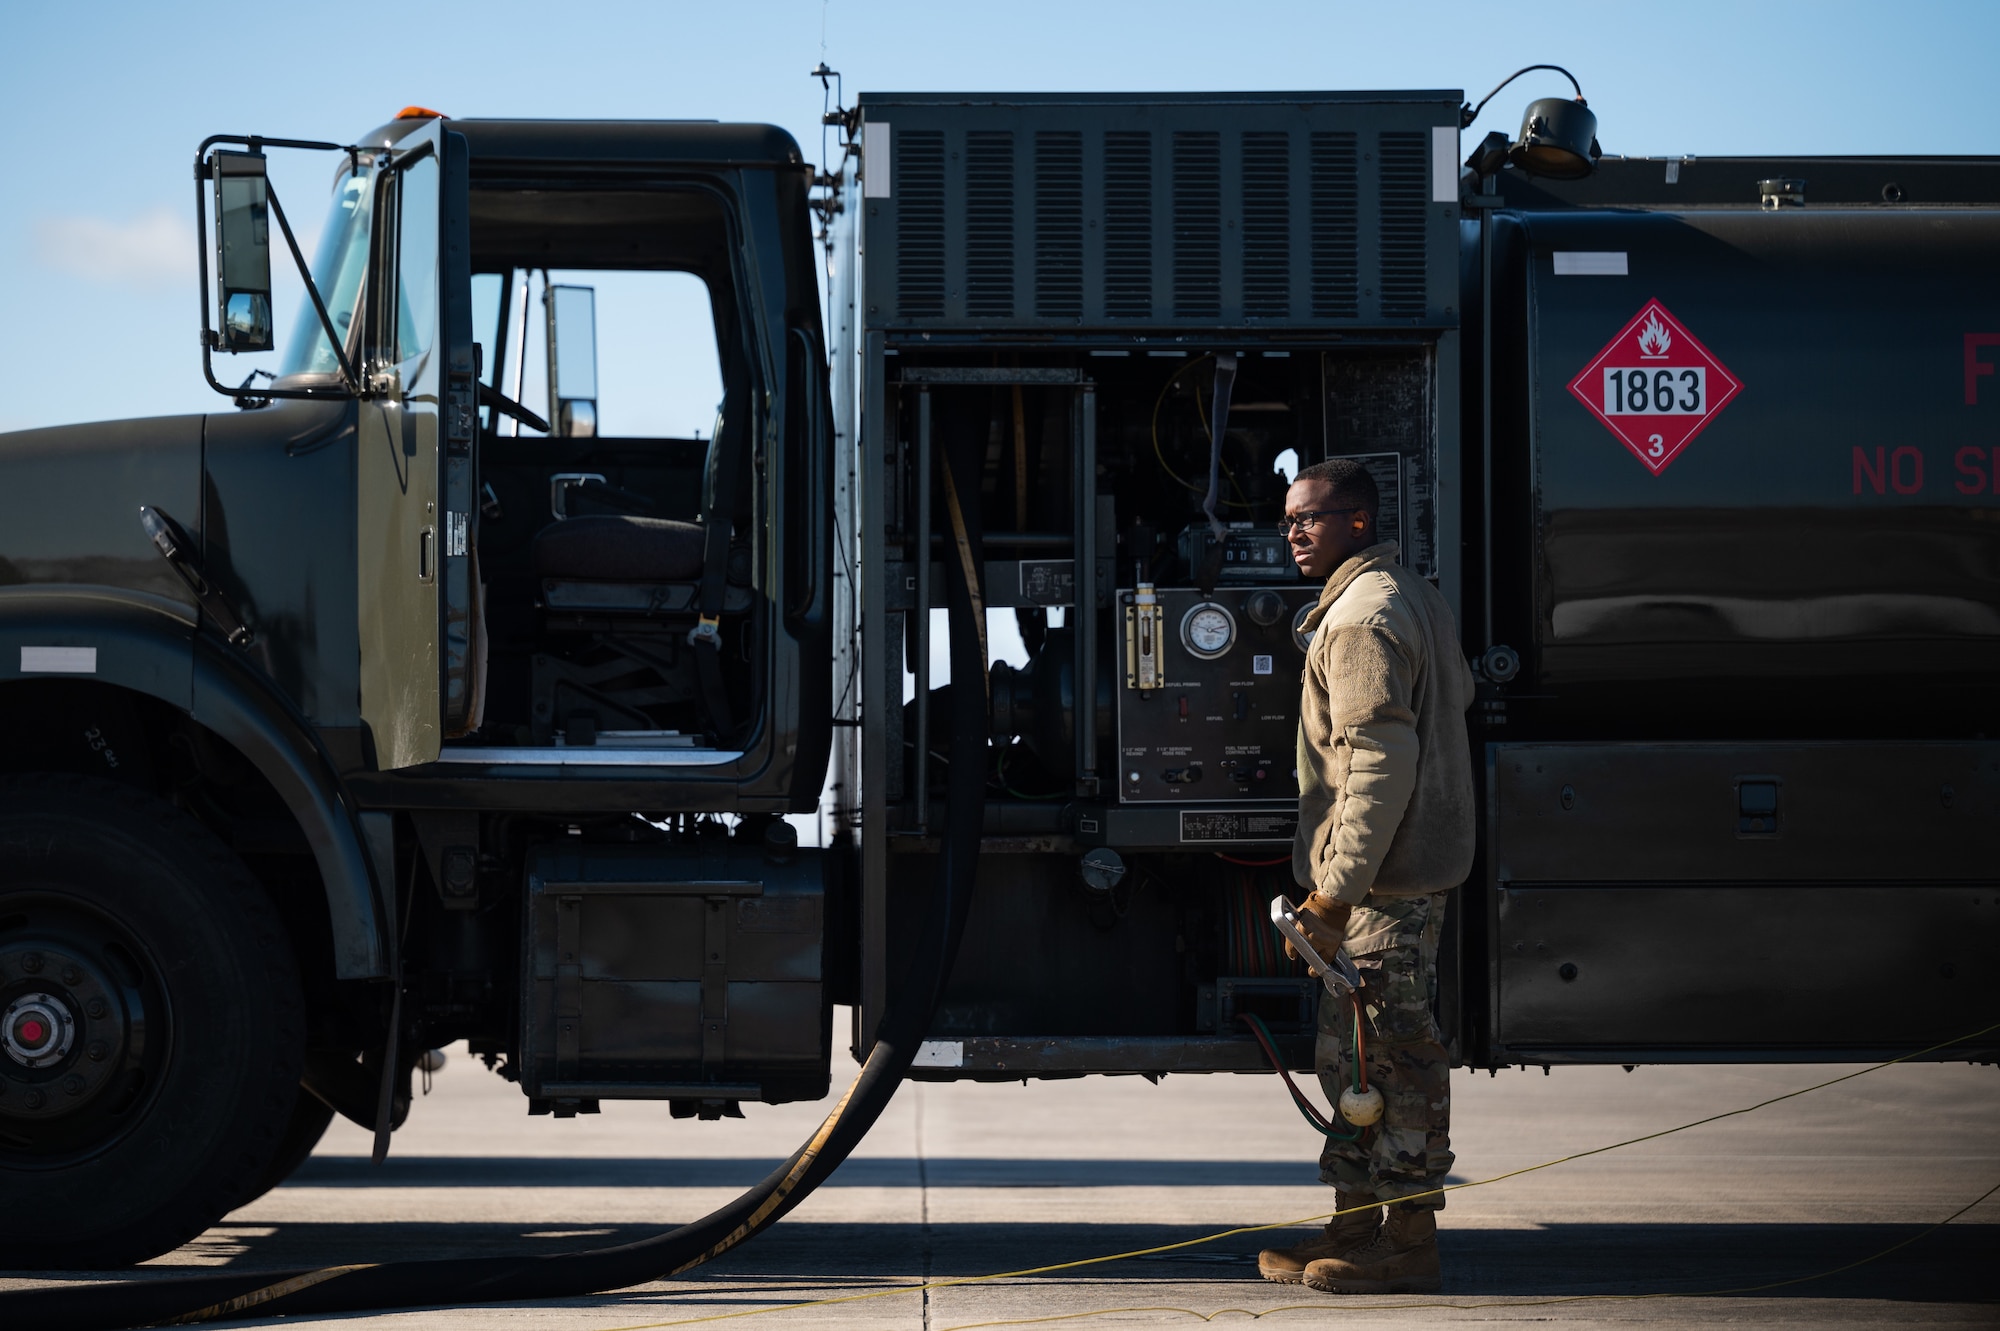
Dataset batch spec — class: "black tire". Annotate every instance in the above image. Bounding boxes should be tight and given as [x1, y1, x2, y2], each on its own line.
[232, 1089, 336, 1210]
[0, 774, 306, 1268]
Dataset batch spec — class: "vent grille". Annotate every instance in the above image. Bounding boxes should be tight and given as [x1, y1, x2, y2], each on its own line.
[1309, 132, 1359, 318]
[965, 131, 1015, 318]
[1034, 132, 1083, 319]
[867, 101, 1450, 329]
[1103, 131, 1152, 319]
[1377, 130, 1427, 319]
[1171, 132, 1222, 318]
[896, 130, 946, 318]
[1241, 131, 1290, 318]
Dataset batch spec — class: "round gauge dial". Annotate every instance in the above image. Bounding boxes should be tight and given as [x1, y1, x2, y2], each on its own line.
[1180, 602, 1237, 660]
[1291, 602, 1316, 653]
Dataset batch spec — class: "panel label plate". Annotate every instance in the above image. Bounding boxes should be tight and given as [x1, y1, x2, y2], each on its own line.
[913, 1040, 963, 1068]
[1179, 810, 1298, 843]
[1019, 560, 1075, 605]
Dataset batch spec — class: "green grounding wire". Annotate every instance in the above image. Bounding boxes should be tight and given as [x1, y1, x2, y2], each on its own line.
[1240, 1010, 1364, 1141]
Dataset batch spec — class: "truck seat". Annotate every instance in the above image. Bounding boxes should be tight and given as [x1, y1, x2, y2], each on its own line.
[532, 514, 706, 583]
[526, 510, 749, 745]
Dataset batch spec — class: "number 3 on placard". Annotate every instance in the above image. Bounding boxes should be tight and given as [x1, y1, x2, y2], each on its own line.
[1647, 433, 1664, 458]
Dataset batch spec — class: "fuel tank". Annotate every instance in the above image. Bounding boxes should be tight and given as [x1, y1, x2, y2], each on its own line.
[1489, 207, 2000, 708]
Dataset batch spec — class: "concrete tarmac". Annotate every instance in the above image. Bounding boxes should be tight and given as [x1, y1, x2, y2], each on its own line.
[9, 1014, 1998, 1328]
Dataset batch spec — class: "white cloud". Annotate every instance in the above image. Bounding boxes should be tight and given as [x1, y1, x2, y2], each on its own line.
[34, 207, 193, 289]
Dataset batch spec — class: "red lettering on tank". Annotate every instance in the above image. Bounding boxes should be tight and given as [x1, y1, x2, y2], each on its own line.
[1891, 446, 1924, 494]
[1969, 334, 2000, 405]
[1854, 446, 1885, 495]
[1957, 446, 1989, 495]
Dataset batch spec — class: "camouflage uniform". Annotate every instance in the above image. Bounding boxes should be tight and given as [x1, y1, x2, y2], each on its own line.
[1314, 890, 1453, 1210]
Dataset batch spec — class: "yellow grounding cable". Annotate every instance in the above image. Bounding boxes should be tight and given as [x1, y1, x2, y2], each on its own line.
[593, 1018, 2000, 1331]
[928, 1177, 2000, 1330]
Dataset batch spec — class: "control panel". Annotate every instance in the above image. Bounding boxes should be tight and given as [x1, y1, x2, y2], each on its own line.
[1176, 522, 1307, 583]
[1115, 585, 1321, 804]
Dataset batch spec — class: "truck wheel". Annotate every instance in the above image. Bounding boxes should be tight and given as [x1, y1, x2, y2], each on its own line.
[232, 1090, 336, 1210]
[0, 775, 307, 1268]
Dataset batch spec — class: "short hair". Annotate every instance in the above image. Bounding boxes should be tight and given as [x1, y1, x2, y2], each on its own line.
[1292, 457, 1379, 517]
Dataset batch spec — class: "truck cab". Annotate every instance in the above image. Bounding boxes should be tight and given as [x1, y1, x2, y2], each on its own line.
[0, 112, 836, 1267]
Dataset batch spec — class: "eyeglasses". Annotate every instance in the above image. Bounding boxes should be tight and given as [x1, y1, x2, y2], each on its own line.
[1275, 508, 1361, 537]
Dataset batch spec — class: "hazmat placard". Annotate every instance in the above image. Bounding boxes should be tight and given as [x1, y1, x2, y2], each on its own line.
[1567, 300, 1743, 475]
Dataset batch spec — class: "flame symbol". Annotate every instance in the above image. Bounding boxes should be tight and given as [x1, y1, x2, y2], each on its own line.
[1636, 312, 1672, 358]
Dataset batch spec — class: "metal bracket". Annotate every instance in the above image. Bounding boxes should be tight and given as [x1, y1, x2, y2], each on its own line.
[554, 896, 583, 1080]
[548, 472, 607, 521]
[701, 896, 730, 1068]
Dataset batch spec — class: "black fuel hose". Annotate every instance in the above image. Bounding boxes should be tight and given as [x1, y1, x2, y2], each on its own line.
[18, 474, 991, 1331]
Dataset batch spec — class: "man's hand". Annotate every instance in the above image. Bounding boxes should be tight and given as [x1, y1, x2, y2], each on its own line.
[1283, 894, 1352, 974]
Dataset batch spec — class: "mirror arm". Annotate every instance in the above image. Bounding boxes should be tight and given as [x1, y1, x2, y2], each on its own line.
[192, 135, 364, 404]
[197, 132, 346, 158]
[263, 181, 359, 392]
[478, 380, 549, 434]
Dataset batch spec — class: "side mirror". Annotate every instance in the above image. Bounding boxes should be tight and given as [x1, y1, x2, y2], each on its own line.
[210, 151, 274, 353]
[545, 283, 598, 436]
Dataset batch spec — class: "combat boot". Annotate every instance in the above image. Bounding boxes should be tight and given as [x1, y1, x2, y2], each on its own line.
[1302, 1203, 1439, 1294]
[1255, 1191, 1380, 1284]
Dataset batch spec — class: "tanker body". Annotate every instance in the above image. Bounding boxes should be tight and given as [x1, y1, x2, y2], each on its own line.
[1461, 158, 2000, 1063]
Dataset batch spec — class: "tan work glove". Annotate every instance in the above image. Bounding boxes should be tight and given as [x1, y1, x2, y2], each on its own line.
[1283, 894, 1352, 974]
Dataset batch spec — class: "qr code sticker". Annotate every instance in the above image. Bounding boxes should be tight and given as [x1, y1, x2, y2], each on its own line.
[1253, 654, 1273, 675]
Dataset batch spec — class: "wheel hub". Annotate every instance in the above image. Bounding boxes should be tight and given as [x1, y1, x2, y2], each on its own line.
[4, 992, 75, 1067]
[0, 943, 132, 1121]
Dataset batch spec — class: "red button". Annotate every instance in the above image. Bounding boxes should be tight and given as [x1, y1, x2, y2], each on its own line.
[18, 1019, 45, 1046]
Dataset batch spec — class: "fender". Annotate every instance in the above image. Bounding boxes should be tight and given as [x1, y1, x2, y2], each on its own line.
[0, 584, 388, 979]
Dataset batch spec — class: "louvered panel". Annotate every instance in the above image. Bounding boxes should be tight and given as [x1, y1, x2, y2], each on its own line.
[1171, 132, 1221, 320]
[1241, 131, 1289, 319]
[1310, 131, 1359, 318]
[1377, 130, 1428, 319]
[1034, 131, 1083, 319]
[1103, 131, 1152, 319]
[965, 131, 1015, 318]
[896, 130, 946, 319]
[862, 94, 1456, 332]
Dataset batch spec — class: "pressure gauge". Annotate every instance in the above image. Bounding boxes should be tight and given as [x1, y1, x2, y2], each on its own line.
[1290, 602, 1316, 653]
[1180, 602, 1237, 660]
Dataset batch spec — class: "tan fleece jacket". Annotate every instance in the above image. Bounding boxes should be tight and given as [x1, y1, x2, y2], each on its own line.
[1293, 541, 1477, 906]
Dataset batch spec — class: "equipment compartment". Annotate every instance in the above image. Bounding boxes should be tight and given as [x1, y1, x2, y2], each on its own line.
[521, 841, 828, 1108]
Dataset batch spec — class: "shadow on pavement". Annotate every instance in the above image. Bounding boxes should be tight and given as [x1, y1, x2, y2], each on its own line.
[284, 1156, 1343, 1188]
[8, 1220, 1993, 1305]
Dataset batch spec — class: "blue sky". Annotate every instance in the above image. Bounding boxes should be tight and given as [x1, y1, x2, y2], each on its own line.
[3, 0, 1996, 434]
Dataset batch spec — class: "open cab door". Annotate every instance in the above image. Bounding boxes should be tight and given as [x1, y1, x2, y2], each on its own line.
[356, 117, 478, 769]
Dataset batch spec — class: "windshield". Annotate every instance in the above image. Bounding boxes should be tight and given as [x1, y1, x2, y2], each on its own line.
[277, 161, 376, 380]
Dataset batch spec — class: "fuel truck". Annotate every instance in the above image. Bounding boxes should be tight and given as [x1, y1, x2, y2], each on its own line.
[2, 83, 1996, 1273]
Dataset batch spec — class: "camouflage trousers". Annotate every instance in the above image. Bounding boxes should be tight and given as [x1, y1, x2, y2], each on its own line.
[1314, 891, 1454, 1210]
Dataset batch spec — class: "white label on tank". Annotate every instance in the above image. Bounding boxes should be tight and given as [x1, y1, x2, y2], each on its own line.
[913, 1040, 963, 1068]
[863, 121, 891, 198]
[21, 646, 96, 674]
[1432, 125, 1457, 203]
[1602, 366, 1707, 415]
[1554, 252, 1629, 276]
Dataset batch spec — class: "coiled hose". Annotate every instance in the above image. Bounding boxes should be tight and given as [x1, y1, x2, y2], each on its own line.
[16, 470, 992, 1331]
